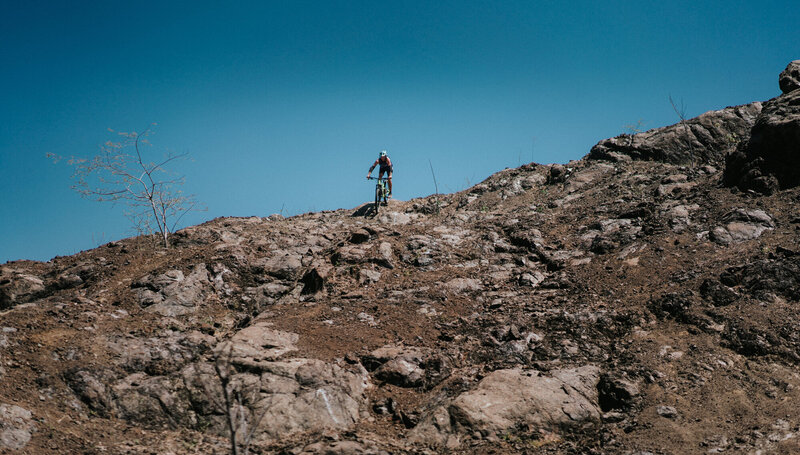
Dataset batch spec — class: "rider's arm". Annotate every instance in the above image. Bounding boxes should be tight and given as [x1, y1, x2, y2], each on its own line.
[367, 159, 379, 177]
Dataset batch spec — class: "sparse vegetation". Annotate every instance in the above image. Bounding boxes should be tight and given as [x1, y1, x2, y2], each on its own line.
[49, 125, 202, 248]
[669, 95, 696, 164]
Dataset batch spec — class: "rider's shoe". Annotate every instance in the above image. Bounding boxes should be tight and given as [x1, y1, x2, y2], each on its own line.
[387, 192, 392, 198]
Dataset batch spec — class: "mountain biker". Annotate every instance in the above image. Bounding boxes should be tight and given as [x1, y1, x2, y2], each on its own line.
[367, 150, 393, 197]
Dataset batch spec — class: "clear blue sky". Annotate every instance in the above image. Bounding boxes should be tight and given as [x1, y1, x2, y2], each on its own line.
[1, 1, 797, 263]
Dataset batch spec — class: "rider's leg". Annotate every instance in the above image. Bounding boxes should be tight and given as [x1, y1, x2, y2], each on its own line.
[387, 172, 392, 196]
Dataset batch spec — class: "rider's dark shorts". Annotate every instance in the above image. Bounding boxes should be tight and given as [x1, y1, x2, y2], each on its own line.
[379, 165, 393, 175]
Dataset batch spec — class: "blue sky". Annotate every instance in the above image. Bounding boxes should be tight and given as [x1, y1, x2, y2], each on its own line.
[1, 1, 797, 263]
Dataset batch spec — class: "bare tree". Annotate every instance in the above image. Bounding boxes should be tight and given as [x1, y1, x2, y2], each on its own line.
[669, 95, 696, 165]
[205, 344, 269, 455]
[622, 119, 646, 147]
[49, 125, 200, 248]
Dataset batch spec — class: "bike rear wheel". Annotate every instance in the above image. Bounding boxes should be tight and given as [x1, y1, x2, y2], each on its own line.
[374, 184, 381, 214]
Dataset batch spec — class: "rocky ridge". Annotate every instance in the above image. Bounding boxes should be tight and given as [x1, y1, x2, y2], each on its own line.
[1, 63, 800, 454]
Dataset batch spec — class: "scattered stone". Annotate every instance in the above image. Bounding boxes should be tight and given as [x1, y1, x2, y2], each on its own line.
[699, 279, 739, 306]
[731, 257, 800, 301]
[359, 269, 382, 284]
[298, 440, 390, 455]
[377, 212, 414, 225]
[598, 373, 640, 411]
[301, 262, 331, 294]
[602, 411, 626, 423]
[518, 271, 545, 287]
[657, 181, 697, 197]
[656, 405, 678, 419]
[649, 293, 693, 322]
[0, 403, 34, 450]
[348, 229, 371, 244]
[358, 312, 378, 327]
[443, 278, 483, 293]
[334, 246, 368, 264]
[666, 204, 698, 232]
[378, 242, 395, 268]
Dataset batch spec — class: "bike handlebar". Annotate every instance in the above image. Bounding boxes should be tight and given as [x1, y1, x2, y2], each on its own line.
[367, 177, 388, 181]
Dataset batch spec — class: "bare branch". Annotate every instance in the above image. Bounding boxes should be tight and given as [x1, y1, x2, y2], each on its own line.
[52, 125, 201, 248]
[429, 159, 440, 214]
[669, 95, 696, 165]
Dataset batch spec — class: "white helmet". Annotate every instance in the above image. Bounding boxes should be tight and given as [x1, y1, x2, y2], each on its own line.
[380, 150, 387, 157]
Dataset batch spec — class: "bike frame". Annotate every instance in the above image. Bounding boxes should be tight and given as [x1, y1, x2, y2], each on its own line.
[368, 177, 389, 212]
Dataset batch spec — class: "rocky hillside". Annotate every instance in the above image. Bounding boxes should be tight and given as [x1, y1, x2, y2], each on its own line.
[2, 61, 799, 454]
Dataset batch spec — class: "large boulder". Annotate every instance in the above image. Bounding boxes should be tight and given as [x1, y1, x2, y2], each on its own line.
[779, 60, 800, 94]
[182, 358, 369, 443]
[0, 403, 35, 450]
[132, 264, 212, 316]
[589, 103, 762, 165]
[409, 365, 600, 448]
[252, 251, 304, 280]
[214, 322, 299, 369]
[0, 268, 46, 310]
[723, 88, 800, 193]
[442, 278, 483, 294]
[361, 345, 449, 388]
[709, 208, 775, 245]
[105, 331, 215, 375]
[111, 373, 197, 427]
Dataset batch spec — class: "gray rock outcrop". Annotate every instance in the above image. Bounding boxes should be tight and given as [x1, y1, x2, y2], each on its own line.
[362, 345, 449, 388]
[779, 60, 800, 94]
[710, 209, 775, 245]
[409, 365, 600, 448]
[252, 251, 304, 280]
[182, 358, 369, 442]
[132, 264, 212, 316]
[298, 440, 390, 454]
[105, 331, 215, 375]
[65, 323, 370, 444]
[723, 88, 800, 193]
[214, 322, 299, 369]
[0, 269, 45, 310]
[588, 103, 762, 165]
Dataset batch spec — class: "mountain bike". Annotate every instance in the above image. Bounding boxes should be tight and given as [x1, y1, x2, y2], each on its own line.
[368, 177, 389, 214]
